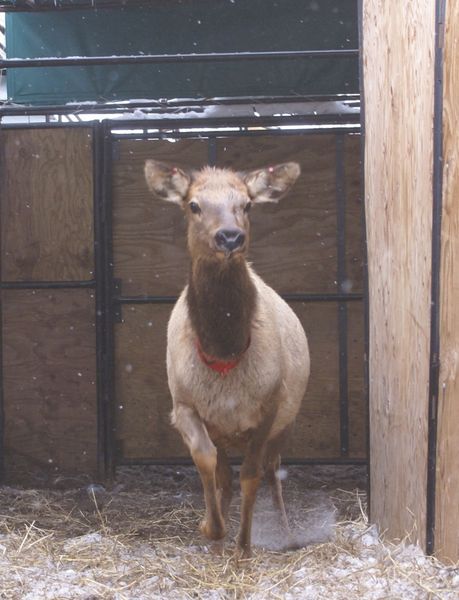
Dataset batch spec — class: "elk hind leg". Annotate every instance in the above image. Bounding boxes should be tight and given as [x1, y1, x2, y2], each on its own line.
[265, 434, 300, 549]
[173, 404, 225, 540]
[265, 452, 290, 534]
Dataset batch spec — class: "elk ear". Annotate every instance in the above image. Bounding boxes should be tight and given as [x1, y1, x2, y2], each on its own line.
[144, 159, 191, 205]
[243, 162, 301, 203]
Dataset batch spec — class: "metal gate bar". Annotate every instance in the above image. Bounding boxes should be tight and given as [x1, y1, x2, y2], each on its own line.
[93, 121, 117, 479]
[120, 457, 368, 467]
[0, 280, 95, 289]
[426, 0, 446, 557]
[0, 95, 359, 119]
[0, 49, 359, 70]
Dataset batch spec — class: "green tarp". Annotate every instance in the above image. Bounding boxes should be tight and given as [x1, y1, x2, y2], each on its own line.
[6, 0, 358, 105]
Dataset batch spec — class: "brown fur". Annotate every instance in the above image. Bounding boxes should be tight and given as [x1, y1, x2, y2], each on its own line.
[144, 159, 309, 558]
[186, 256, 256, 359]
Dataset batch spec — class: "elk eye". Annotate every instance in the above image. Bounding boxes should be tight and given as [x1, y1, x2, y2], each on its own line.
[189, 201, 201, 215]
[244, 201, 252, 213]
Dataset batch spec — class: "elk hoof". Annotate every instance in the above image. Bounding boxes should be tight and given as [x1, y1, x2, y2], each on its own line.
[210, 540, 225, 556]
[200, 518, 226, 541]
[234, 544, 252, 561]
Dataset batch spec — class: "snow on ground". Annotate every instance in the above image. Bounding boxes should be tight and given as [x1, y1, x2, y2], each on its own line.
[0, 465, 457, 599]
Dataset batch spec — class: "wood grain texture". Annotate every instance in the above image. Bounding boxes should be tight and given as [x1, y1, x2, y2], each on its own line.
[114, 303, 186, 460]
[112, 139, 208, 297]
[347, 300, 366, 458]
[435, 0, 459, 563]
[343, 134, 364, 295]
[112, 134, 363, 296]
[0, 128, 94, 282]
[285, 302, 340, 459]
[2, 289, 98, 484]
[216, 134, 339, 294]
[363, 1, 435, 548]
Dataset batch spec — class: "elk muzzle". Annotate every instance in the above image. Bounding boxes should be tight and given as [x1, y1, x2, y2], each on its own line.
[214, 229, 246, 254]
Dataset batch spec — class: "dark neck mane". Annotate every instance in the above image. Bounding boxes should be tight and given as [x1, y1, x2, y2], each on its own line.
[186, 257, 257, 360]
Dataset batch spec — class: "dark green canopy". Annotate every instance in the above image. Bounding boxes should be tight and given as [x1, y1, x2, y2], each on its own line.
[6, 0, 358, 105]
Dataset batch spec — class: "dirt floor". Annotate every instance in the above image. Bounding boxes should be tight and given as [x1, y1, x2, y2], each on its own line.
[0, 465, 457, 599]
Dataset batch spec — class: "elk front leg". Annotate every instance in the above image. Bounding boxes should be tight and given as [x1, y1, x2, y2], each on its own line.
[172, 404, 225, 541]
[209, 447, 234, 555]
[216, 446, 233, 522]
[236, 405, 280, 558]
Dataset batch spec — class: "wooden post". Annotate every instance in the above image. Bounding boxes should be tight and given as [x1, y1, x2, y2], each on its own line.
[436, 0, 459, 563]
[363, 0, 459, 561]
[362, 2, 435, 549]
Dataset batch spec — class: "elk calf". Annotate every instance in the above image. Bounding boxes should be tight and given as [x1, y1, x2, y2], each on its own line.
[145, 160, 310, 558]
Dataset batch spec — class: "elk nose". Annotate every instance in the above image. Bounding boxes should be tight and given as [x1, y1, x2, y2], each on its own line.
[215, 229, 246, 252]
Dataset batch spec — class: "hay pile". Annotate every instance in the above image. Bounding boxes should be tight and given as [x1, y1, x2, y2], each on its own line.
[0, 465, 457, 599]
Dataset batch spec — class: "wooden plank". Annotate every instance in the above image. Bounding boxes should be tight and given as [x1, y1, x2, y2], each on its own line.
[343, 135, 366, 458]
[115, 303, 186, 460]
[0, 128, 94, 282]
[115, 301, 345, 461]
[435, 0, 459, 563]
[363, 2, 435, 548]
[284, 302, 340, 459]
[216, 134, 339, 295]
[344, 134, 364, 295]
[2, 289, 98, 484]
[347, 300, 366, 458]
[112, 138, 208, 297]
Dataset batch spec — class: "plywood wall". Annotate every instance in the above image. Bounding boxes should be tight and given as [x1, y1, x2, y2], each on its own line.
[363, 2, 435, 548]
[2, 289, 98, 484]
[112, 133, 365, 462]
[0, 127, 98, 484]
[435, 0, 459, 563]
[112, 138, 208, 297]
[1, 128, 94, 282]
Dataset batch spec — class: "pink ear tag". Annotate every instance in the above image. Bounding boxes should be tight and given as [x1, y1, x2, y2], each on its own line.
[268, 166, 274, 173]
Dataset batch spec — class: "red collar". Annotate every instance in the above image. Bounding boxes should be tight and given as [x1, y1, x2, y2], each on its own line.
[196, 338, 250, 377]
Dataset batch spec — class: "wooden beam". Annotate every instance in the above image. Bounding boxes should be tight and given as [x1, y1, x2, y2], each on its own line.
[435, 0, 459, 563]
[362, 1, 436, 548]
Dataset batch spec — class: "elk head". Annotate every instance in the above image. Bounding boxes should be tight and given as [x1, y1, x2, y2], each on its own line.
[144, 160, 301, 260]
